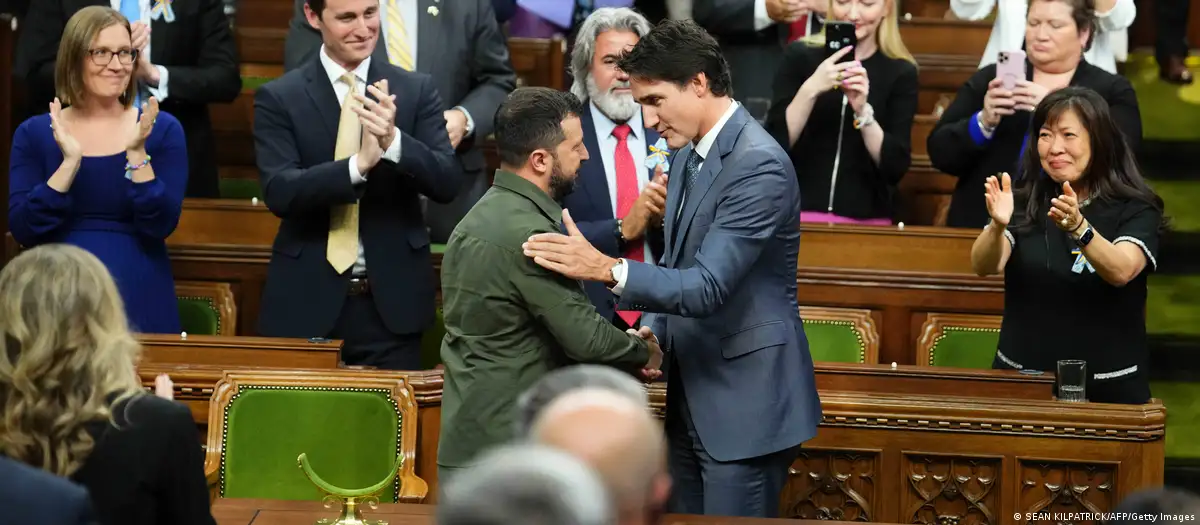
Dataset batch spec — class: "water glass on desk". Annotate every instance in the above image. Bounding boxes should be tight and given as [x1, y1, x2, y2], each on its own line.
[1056, 360, 1087, 402]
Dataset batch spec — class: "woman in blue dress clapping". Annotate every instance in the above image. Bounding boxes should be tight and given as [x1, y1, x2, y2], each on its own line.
[8, 6, 187, 334]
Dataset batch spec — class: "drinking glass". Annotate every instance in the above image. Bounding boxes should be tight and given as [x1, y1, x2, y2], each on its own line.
[1056, 360, 1087, 402]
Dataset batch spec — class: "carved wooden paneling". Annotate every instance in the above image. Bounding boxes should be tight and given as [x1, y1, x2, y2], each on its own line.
[1019, 461, 1117, 522]
[780, 448, 878, 521]
[904, 453, 1002, 525]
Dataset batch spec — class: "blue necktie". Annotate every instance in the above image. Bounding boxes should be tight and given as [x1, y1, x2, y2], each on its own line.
[120, 0, 143, 107]
[674, 149, 702, 226]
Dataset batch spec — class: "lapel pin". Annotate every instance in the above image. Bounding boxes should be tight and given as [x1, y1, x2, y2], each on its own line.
[646, 137, 671, 171]
[428, 6, 439, 15]
[149, 0, 176, 23]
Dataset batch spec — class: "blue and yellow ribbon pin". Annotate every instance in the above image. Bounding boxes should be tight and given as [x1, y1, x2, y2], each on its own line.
[1071, 249, 1094, 274]
[150, 0, 175, 22]
[645, 137, 671, 171]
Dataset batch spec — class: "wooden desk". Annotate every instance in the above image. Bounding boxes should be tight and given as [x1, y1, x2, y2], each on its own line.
[138, 333, 341, 369]
[211, 498, 802, 525]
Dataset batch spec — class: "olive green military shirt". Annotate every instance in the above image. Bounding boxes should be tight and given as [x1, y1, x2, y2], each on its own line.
[436, 170, 651, 468]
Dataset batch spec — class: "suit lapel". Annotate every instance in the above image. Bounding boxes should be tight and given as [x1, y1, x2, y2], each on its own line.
[304, 59, 342, 146]
[415, 0, 438, 75]
[577, 105, 614, 221]
[663, 143, 690, 266]
[149, 4, 168, 63]
[669, 106, 749, 267]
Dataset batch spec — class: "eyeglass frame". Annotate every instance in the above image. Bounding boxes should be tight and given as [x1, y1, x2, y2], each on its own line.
[87, 48, 139, 66]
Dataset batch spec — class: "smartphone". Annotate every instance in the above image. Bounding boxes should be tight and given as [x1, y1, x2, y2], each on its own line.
[996, 50, 1026, 90]
[825, 21, 857, 63]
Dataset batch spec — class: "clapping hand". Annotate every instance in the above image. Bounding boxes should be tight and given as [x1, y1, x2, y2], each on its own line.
[622, 165, 669, 241]
[354, 79, 397, 149]
[1050, 181, 1084, 232]
[799, 46, 857, 98]
[984, 172, 1014, 227]
[49, 98, 81, 161]
[126, 97, 159, 152]
[629, 326, 664, 382]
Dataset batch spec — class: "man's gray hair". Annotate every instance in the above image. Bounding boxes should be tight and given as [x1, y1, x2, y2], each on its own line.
[438, 444, 614, 525]
[569, 8, 653, 100]
[515, 365, 649, 437]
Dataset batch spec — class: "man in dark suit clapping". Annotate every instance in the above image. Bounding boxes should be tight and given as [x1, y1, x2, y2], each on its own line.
[283, 0, 516, 243]
[254, 0, 461, 370]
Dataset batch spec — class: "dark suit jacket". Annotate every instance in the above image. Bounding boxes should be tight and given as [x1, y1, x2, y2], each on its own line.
[14, 0, 241, 198]
[563, 102, 667, 323]
[618, 105, 821, 463]
[253, 55, 461, 338]
[693, 0, 820, 117]
[0, 456, 96, 525]
[282, 0, 515, 234]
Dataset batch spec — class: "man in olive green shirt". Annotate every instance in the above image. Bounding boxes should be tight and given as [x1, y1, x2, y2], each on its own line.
[437, 87, 663, 484]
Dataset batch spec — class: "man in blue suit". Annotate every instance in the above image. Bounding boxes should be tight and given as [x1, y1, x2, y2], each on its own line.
[522, 19, 821, 518]
[563, 7, 668, 330]
[0, 456, 96, 524]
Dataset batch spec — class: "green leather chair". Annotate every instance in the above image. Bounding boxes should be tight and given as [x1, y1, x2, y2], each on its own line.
[175, 282, 236, 336]
[917, 314, 1002, 369]
[800, 307, 879, 364]
[204, 371, 427, 503]
[1152, 381, 1200, 462]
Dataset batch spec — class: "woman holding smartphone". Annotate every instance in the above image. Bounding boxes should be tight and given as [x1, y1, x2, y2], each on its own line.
[927, 0, 1141, 229]
[765, 0, 918, 225]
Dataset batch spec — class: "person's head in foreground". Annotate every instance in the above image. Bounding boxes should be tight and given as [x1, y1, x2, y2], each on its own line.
[530, 387, 671, 525]
[495, 87, 591, 201]
[57, 5, 140, 109]
[514, 364, 649, 438]
[1013, 86, 1162, 232]
[437, 443, 615, 525]
[570, 7, 653, 122]
[616, 19, 733, 150]
[0, 244, 143, 476]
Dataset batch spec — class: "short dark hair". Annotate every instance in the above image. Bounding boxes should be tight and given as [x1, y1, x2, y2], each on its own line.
[616, 19, 732, 97]
[305, 0, 326, 16]
[493, 87, 586, 168]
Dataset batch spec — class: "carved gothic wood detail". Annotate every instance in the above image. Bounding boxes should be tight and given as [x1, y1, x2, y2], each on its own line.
[1020, 461, 1116, 524]
[779, 449, 877, 521]
[904, 453, 1001, 525]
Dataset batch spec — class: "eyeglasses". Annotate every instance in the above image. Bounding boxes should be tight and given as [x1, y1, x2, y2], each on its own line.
[88, 48, 138, 66]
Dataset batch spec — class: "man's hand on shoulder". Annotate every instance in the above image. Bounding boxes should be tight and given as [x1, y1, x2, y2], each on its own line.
[524, 209, 619, 283]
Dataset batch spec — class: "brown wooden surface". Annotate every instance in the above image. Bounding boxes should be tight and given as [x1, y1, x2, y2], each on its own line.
[137, 333, 342, 369]
[211, 498, 803, 525]
[204, 370, 428, 503]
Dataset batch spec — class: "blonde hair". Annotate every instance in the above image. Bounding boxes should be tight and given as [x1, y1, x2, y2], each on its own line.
[0, 244, 143, 476]
[55, 5, 137, 108]
[803, 0, 917, 65]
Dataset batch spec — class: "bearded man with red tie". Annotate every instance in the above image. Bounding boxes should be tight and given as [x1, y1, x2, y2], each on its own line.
[562, 8, 669, 331]
[693, 0, 826, 120]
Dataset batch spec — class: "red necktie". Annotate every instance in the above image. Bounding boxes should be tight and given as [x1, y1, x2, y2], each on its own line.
[612, 124, 643, 327]
[788, 14, 810, 43]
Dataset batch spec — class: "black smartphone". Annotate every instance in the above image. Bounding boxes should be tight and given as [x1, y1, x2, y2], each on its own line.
[825, 21, 857, 63]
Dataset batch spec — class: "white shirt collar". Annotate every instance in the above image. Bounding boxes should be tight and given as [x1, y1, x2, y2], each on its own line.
[319, 45, 371, 88]
[589, 101, 644, 141]
[693, 99, 738, 160]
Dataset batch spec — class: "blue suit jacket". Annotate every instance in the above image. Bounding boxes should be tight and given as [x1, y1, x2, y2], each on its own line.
[563, 103, 668, 323]
[0, 456, 96, 524]
[617, 105, 821, 462]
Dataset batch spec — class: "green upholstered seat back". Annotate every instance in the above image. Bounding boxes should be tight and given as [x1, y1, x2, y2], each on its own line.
[220, 387, 402, 502]
[219, 178, 263, 200]
[1152, 381, 1200, 459]
[804, 320, 867, 363]
[177, 297, 220, 335]
[928, 327, 1000, 369]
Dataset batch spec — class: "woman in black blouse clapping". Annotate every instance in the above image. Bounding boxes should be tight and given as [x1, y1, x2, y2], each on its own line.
[765, 0, 919, 224]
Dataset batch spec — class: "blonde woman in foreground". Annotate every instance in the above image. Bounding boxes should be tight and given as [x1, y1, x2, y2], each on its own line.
[0, 244, 214, 525]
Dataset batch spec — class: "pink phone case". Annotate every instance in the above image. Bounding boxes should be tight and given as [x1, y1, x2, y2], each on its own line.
[996, 50, 1025, 90]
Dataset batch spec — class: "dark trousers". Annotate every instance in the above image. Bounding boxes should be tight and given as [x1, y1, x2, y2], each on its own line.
[330, 293, 423, 370]
[1152, 0, 1191, 62]
[664, 357, 798, 517]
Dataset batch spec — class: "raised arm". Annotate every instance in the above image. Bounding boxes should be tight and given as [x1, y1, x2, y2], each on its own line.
[864, 62, 919, 183]
[1095, 0, 1136, 31]
[950, 0, 997, 21]
[8, 117, 76, 247]
[927, 68, 996, 177]
[148, 0, 241, 105]
[254, 85, 360, 218]
[129, 113, 189, 240]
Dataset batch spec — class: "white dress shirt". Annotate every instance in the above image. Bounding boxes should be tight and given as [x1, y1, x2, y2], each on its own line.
[318, 46, 404, 275]
[588, 102, 654, 264]
[612, 100, 739, 293]
[950, 0, 1136, 74]
[111, 0, 170, 101]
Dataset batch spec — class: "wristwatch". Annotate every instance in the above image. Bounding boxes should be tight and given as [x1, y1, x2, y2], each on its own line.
[608, 259, 625, 287]
[1074, 224, 1094, 247]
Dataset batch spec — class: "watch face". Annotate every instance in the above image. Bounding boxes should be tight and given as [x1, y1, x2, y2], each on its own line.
[1078, 227, 1094, 246]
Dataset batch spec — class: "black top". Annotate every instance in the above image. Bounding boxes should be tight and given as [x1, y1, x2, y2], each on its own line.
[766, 43, 919, 220]
[927, 60, 1142, 228]
[72, 395, 215, 525]
[996, 194, 1160, 403]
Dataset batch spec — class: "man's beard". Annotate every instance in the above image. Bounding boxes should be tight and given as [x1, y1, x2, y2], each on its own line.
[588, 75, 639, 123]
[548, 157, 576, 201]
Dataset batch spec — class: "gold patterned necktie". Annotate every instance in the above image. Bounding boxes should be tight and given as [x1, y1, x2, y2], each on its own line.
[327, 72, 361, 274]
[385, 0, 415, 70]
